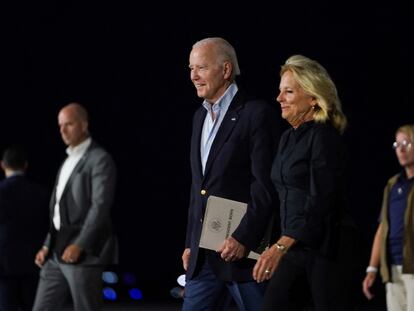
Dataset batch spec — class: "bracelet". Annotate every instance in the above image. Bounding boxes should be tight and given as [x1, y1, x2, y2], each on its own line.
[366, 266, 378, 273]
[274, 243, 288, 253]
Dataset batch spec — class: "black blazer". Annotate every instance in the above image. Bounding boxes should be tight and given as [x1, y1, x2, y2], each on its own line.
[271, 121, 346, 257]
[185, 90, 280, 282]
[0, 175, 49, 275]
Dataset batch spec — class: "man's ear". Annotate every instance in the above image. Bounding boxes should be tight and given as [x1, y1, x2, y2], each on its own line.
[223, 62, 233, 80]
[82, 121, 89, 134]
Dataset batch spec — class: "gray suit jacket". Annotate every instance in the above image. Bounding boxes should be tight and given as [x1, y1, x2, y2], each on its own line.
[44, 140, 117, 266]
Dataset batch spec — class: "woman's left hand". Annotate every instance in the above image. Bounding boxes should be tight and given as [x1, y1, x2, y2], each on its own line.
[252, 245, 284, 282]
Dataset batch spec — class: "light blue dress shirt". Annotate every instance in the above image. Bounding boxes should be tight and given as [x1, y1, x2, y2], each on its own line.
[200, 83, 238, 174]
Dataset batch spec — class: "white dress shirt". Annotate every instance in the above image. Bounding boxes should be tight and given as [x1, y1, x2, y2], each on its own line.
[52, 137, 91, 230]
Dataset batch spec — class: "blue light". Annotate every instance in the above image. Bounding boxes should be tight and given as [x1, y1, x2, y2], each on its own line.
[129, 288, 143, 300]
[103, 287, 117, 301]
[102, 271, 119, 284]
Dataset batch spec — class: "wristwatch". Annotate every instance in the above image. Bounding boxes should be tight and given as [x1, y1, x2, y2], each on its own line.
[274, 243, 288, 253]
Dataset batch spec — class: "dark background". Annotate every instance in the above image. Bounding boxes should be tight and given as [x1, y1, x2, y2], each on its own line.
[2, 1, 413, 308]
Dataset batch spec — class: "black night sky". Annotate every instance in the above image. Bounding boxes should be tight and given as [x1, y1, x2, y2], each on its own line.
[2, 1, 413, 306]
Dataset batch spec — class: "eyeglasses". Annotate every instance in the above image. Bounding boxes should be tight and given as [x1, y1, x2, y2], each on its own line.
[392, 140, 412, 151]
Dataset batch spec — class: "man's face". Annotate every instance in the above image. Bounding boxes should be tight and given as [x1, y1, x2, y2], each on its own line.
[58, 108, 88, 147]
[394, 131, 414, 168]
[189, 43, 231, 103]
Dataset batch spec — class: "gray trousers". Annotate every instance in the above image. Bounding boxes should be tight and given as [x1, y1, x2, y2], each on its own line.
[32, 254, 103, 311]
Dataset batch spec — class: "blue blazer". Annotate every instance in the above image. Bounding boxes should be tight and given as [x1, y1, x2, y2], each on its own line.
[0, 175, 49, 275]
[185, 90, 280, 282]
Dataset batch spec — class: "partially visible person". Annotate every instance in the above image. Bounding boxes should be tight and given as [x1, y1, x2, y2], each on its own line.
[182, 37, 280, 311]
[253, 55, 350, 310]
[362, 124, 414, 311]
[0, 145, 49, 311]
[32, 103, 118, 311]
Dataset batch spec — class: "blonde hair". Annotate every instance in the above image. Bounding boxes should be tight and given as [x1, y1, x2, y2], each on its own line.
[281, 55, 347, 133]
[396, 124, 414, 143]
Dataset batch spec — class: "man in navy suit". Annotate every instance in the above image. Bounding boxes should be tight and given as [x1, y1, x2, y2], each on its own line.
[182, 37, 280, 311]
[32, 103, 117, 311]
[0, 145, 49, 311]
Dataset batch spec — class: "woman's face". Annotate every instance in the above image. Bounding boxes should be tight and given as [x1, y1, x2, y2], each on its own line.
[394, 131, 414, 168]
[277, 70, 316, 127]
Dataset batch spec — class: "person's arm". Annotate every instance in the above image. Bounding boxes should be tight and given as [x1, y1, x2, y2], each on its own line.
[185, 182, 196, 249]
[285, 126, 343, 243]
[183, 187, 195, 269]
[229, 103, 279, 257]
[362, 223, 382, 299]
[35, 228, 53, 266]
[67, 151, 116, 262]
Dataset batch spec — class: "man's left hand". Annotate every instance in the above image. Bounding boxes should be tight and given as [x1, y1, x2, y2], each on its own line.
[61, 244, 82, 264]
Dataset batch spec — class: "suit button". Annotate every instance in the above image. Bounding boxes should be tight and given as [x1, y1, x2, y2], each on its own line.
[200, 218, 203, 223]
[200, 189, 207, 195]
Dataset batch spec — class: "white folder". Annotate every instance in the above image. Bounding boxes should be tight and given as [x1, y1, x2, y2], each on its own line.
[199, 195, 260, 260]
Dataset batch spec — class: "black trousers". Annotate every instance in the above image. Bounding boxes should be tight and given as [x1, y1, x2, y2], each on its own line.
[262, 248, 352, 311]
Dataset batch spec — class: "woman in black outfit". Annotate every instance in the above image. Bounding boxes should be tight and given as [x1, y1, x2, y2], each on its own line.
[253, 55, 349, 310]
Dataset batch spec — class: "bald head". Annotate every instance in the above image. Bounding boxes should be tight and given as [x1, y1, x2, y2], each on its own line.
[58, 103, 89, 147]
[60, 103, 89, 122]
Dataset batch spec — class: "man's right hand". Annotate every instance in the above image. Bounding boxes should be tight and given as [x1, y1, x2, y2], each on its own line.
[182, 248, 191, 271]
[34, 246, 49, 268]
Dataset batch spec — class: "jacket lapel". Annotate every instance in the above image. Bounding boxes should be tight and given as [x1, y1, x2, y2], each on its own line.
[203, 91, 244, 178]
[192, 108, 206, 179]
[49, 164, 62, 212]
[59, 143, 93, 200]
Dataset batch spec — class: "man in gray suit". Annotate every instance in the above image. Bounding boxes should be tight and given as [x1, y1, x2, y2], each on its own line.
[33, 103, 117, 311]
